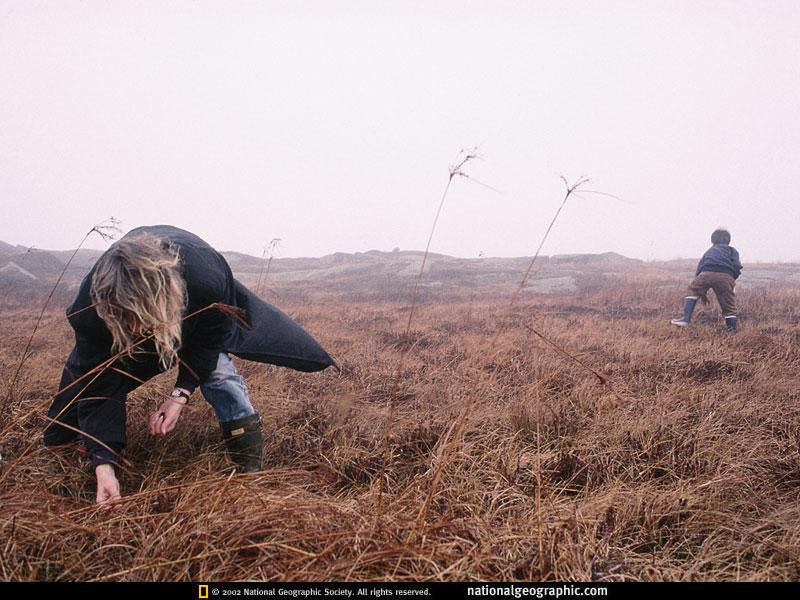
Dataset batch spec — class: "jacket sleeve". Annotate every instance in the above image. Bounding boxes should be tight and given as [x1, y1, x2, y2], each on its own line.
[175, 304, 233, 392]
[68, 316, 130, 468]
[173, 245, 237, 393]
[730, 248, 742, 279]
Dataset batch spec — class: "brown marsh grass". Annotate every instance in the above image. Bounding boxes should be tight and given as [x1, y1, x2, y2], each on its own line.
[1, 277, 800, 581]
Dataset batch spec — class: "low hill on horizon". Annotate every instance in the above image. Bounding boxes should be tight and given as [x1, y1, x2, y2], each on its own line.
[2, 239, 800, 300]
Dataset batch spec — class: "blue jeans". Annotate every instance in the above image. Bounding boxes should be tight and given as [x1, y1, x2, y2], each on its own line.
[199, 353, 256, 423]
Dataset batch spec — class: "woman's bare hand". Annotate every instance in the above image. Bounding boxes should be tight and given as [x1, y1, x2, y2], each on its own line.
[95, 463, 122, 507]
[148, 395, 186, 435]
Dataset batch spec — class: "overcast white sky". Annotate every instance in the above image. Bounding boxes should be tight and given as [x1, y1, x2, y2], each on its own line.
[1, 1, 798, 262]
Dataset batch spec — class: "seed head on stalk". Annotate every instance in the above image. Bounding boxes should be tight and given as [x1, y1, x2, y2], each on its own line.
[376, 147, 494, 505]
[3, 218, 122, 416]
[255, 238, 281, 297]
[411, 176, 597, 538]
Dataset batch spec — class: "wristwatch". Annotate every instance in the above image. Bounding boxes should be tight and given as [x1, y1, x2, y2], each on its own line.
[170, 388, 191, 403]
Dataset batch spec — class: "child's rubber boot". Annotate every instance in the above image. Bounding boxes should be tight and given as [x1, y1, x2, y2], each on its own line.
[671, 296, 699, 327]
[724, 315, 738, 332]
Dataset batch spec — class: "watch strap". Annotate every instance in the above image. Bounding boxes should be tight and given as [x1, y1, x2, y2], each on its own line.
[171, 388, 191, 403]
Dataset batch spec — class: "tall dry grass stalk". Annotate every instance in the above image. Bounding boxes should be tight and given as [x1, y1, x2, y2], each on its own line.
[2, 218, 121, 417]
[377, 148, 482, 502]
[255, 238, 281, 298]
[413, 176, 591, 535]
[524, 324, 625, 404]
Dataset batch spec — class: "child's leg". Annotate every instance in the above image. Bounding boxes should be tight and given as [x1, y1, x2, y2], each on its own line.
[709, 273, 737, 330]
[671, 273, 710, 326]
[687, 272, 713, 302]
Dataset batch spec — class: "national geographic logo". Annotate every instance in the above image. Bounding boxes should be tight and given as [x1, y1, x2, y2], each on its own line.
[199, 585, 209, 599]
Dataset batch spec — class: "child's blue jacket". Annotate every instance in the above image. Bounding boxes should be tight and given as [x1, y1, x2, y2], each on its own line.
[696, 244, 742, 280]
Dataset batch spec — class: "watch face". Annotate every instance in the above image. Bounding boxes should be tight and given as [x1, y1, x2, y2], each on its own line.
[171, 390, 182, 397]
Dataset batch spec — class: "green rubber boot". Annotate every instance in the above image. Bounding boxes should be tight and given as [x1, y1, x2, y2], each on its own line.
[220, 413, 263, 472]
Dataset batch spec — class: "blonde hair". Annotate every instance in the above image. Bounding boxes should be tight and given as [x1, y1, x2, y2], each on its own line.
[90, 233, 187, 370]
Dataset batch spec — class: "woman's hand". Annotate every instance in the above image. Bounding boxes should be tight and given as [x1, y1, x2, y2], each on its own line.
[95, 463, 122, 506]
[148, 394, 187, 435]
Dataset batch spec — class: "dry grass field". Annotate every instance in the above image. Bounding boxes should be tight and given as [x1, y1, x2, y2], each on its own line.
[1, 277, 800, 581]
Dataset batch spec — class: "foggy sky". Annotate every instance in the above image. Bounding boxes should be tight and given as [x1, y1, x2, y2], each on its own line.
[2, 1, 799, 263]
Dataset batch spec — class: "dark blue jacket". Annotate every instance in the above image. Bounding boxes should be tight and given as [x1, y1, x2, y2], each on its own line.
[696, 244, 742, 280]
